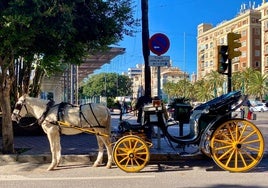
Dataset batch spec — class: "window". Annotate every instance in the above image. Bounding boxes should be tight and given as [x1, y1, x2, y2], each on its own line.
[255, 50, 260, 57]
[210, 60, 213, 66]
[210, 42, 213, 48]
[41, 92, 54, 100]
[266, 45, 268, 54]
[241, 30, 246, 36]
[265, 33, 268, 42]
[234, 64, 238, 71]
[255, 61, 260, 67]
[242, 51, 246, 58]
[255, 39, 260, 46]
[266, 21, 268, 30]
[254, 28, 260, 35]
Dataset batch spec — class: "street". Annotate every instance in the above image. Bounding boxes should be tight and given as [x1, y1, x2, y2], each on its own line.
[0, 111, 268, 188]
[0, 157, 267, 188]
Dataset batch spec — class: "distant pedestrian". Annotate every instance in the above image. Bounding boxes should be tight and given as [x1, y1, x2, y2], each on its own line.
[131, 98, 137, 116]
[115, 100, 123, 121]
[241, 97, 251, 119]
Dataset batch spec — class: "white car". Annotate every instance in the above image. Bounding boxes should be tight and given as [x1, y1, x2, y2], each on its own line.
[250, 103, 268, 112]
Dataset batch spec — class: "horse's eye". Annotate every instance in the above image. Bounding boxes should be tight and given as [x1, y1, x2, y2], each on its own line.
[15, 103, 22, 110]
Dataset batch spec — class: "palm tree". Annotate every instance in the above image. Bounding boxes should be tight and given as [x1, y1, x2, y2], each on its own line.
[232, 72, 244, 92]
[241, 68, 255, 94]
[248, 71, 268, 101]
[193, 78, 214, 102]
[206, 71, 225, 97]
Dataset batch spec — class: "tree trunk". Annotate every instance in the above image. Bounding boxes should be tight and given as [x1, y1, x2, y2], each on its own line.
[0, 57, 15, 154]
[141, 0, 151, 98]
[0, 89, 14, 154]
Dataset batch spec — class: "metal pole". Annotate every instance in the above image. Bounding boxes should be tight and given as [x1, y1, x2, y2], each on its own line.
[157, 66, 161, 149]
[228, 59, 232, 92]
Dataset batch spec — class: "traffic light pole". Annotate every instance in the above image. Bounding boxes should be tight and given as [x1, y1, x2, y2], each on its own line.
[227, 58, 232, 92]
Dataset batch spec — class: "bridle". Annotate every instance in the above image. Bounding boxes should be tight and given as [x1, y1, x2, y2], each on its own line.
[12, 97, 55, 126]
[12, 98, 29, 122]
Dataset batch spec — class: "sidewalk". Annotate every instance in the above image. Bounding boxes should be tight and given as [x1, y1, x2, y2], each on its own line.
[0, 111, 267, 165]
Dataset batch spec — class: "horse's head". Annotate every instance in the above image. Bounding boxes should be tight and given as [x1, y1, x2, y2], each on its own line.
[11, 95, 28, 123]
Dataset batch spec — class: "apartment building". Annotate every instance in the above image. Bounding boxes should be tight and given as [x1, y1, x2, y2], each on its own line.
[259, 0, 268, 74]
[128, 64, 189, 100]
[197, 4, 262, 80]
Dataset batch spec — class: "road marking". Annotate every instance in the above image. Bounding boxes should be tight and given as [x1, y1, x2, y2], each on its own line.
[0, 175, 155, 181]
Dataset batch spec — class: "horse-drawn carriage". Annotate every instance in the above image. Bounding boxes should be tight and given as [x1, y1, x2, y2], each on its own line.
[12, 91, 264, 173]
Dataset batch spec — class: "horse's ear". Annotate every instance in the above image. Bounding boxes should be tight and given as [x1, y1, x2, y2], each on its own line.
[22, 94, 28, 99]
[47, 99, 55, 107]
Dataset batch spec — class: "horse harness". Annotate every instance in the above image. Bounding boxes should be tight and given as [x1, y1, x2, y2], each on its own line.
[54, 102, 106, 129]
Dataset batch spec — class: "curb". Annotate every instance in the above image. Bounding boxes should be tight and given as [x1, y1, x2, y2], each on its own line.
[1, 152, 267, 167]
[0, 153, 206, 164]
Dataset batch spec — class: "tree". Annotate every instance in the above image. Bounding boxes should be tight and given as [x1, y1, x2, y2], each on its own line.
[248, 70, 268, 101]
[82, 73, 132, 102]
[0, 0, 138, 154]
[206, 71, 225, 97]
[193, 79, 214, 102]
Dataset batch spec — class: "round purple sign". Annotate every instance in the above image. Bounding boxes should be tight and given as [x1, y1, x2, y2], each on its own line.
[149, 33, 170, 56]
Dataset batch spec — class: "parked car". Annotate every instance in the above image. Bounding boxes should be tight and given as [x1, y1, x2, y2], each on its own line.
[250, 103, 268, 112]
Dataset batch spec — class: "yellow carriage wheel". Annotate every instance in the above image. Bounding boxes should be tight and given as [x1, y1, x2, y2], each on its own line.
[113, 135, 150, 173]
[210, 119, 264, 172]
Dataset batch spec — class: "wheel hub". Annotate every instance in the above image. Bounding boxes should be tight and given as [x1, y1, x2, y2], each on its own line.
[128, 150, 135, 158]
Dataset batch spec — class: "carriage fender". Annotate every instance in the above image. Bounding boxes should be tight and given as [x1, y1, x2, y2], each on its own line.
[201, 116, 246, 144]
[199, 115, 234, 150]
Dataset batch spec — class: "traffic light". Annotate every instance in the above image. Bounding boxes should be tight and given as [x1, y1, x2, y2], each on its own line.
[217, 45, 228, 74]
[227, 32, 241, 59]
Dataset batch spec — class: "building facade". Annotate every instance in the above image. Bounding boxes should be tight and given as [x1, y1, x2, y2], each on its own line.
[197, 4, 262, 80]
[128, 64, 189, 101]
[259, 0, 268, 74]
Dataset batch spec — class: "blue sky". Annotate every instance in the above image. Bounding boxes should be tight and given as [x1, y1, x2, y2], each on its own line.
[95, 0, 263, 75]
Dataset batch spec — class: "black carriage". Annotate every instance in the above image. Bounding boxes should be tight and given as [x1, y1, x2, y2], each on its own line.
[112, 91, 265, 173]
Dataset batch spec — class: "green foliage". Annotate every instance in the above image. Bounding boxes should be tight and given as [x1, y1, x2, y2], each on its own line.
[0, 0, 138, 98]
[163, 68, 268, 102]
[82, 73, 132, 98]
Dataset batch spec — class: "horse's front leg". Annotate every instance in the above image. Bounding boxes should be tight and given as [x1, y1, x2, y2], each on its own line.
[42, 123, 61, 171]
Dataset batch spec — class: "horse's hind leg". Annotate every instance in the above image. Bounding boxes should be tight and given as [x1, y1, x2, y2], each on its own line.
[93, 136, 104, 167]
[45, 125, 61, 171]
[93, 135, 112, 169]
[102, 136, 112, 169]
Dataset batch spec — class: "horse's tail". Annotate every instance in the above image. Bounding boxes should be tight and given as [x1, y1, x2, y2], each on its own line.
[105, 106, 112, 133]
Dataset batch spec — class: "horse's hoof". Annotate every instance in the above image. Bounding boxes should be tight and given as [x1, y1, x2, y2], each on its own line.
[92, 163, 99, 167]
[106, 165, 112, 169]
[47, 165, 56, 171]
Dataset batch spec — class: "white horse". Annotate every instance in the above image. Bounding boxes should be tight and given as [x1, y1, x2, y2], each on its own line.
[11, 95, 112, 171]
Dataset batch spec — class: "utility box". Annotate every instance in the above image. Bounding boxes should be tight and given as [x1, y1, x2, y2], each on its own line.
[173, 103, 192, 123]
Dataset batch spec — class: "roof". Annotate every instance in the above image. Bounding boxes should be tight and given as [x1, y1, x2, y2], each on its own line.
[78, 47, 125, 82]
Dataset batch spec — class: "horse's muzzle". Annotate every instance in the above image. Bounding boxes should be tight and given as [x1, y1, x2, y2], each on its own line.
[11, 112, 21, 123]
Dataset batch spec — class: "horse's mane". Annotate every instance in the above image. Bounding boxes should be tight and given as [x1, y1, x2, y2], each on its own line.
[25, 96, 55, 108]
